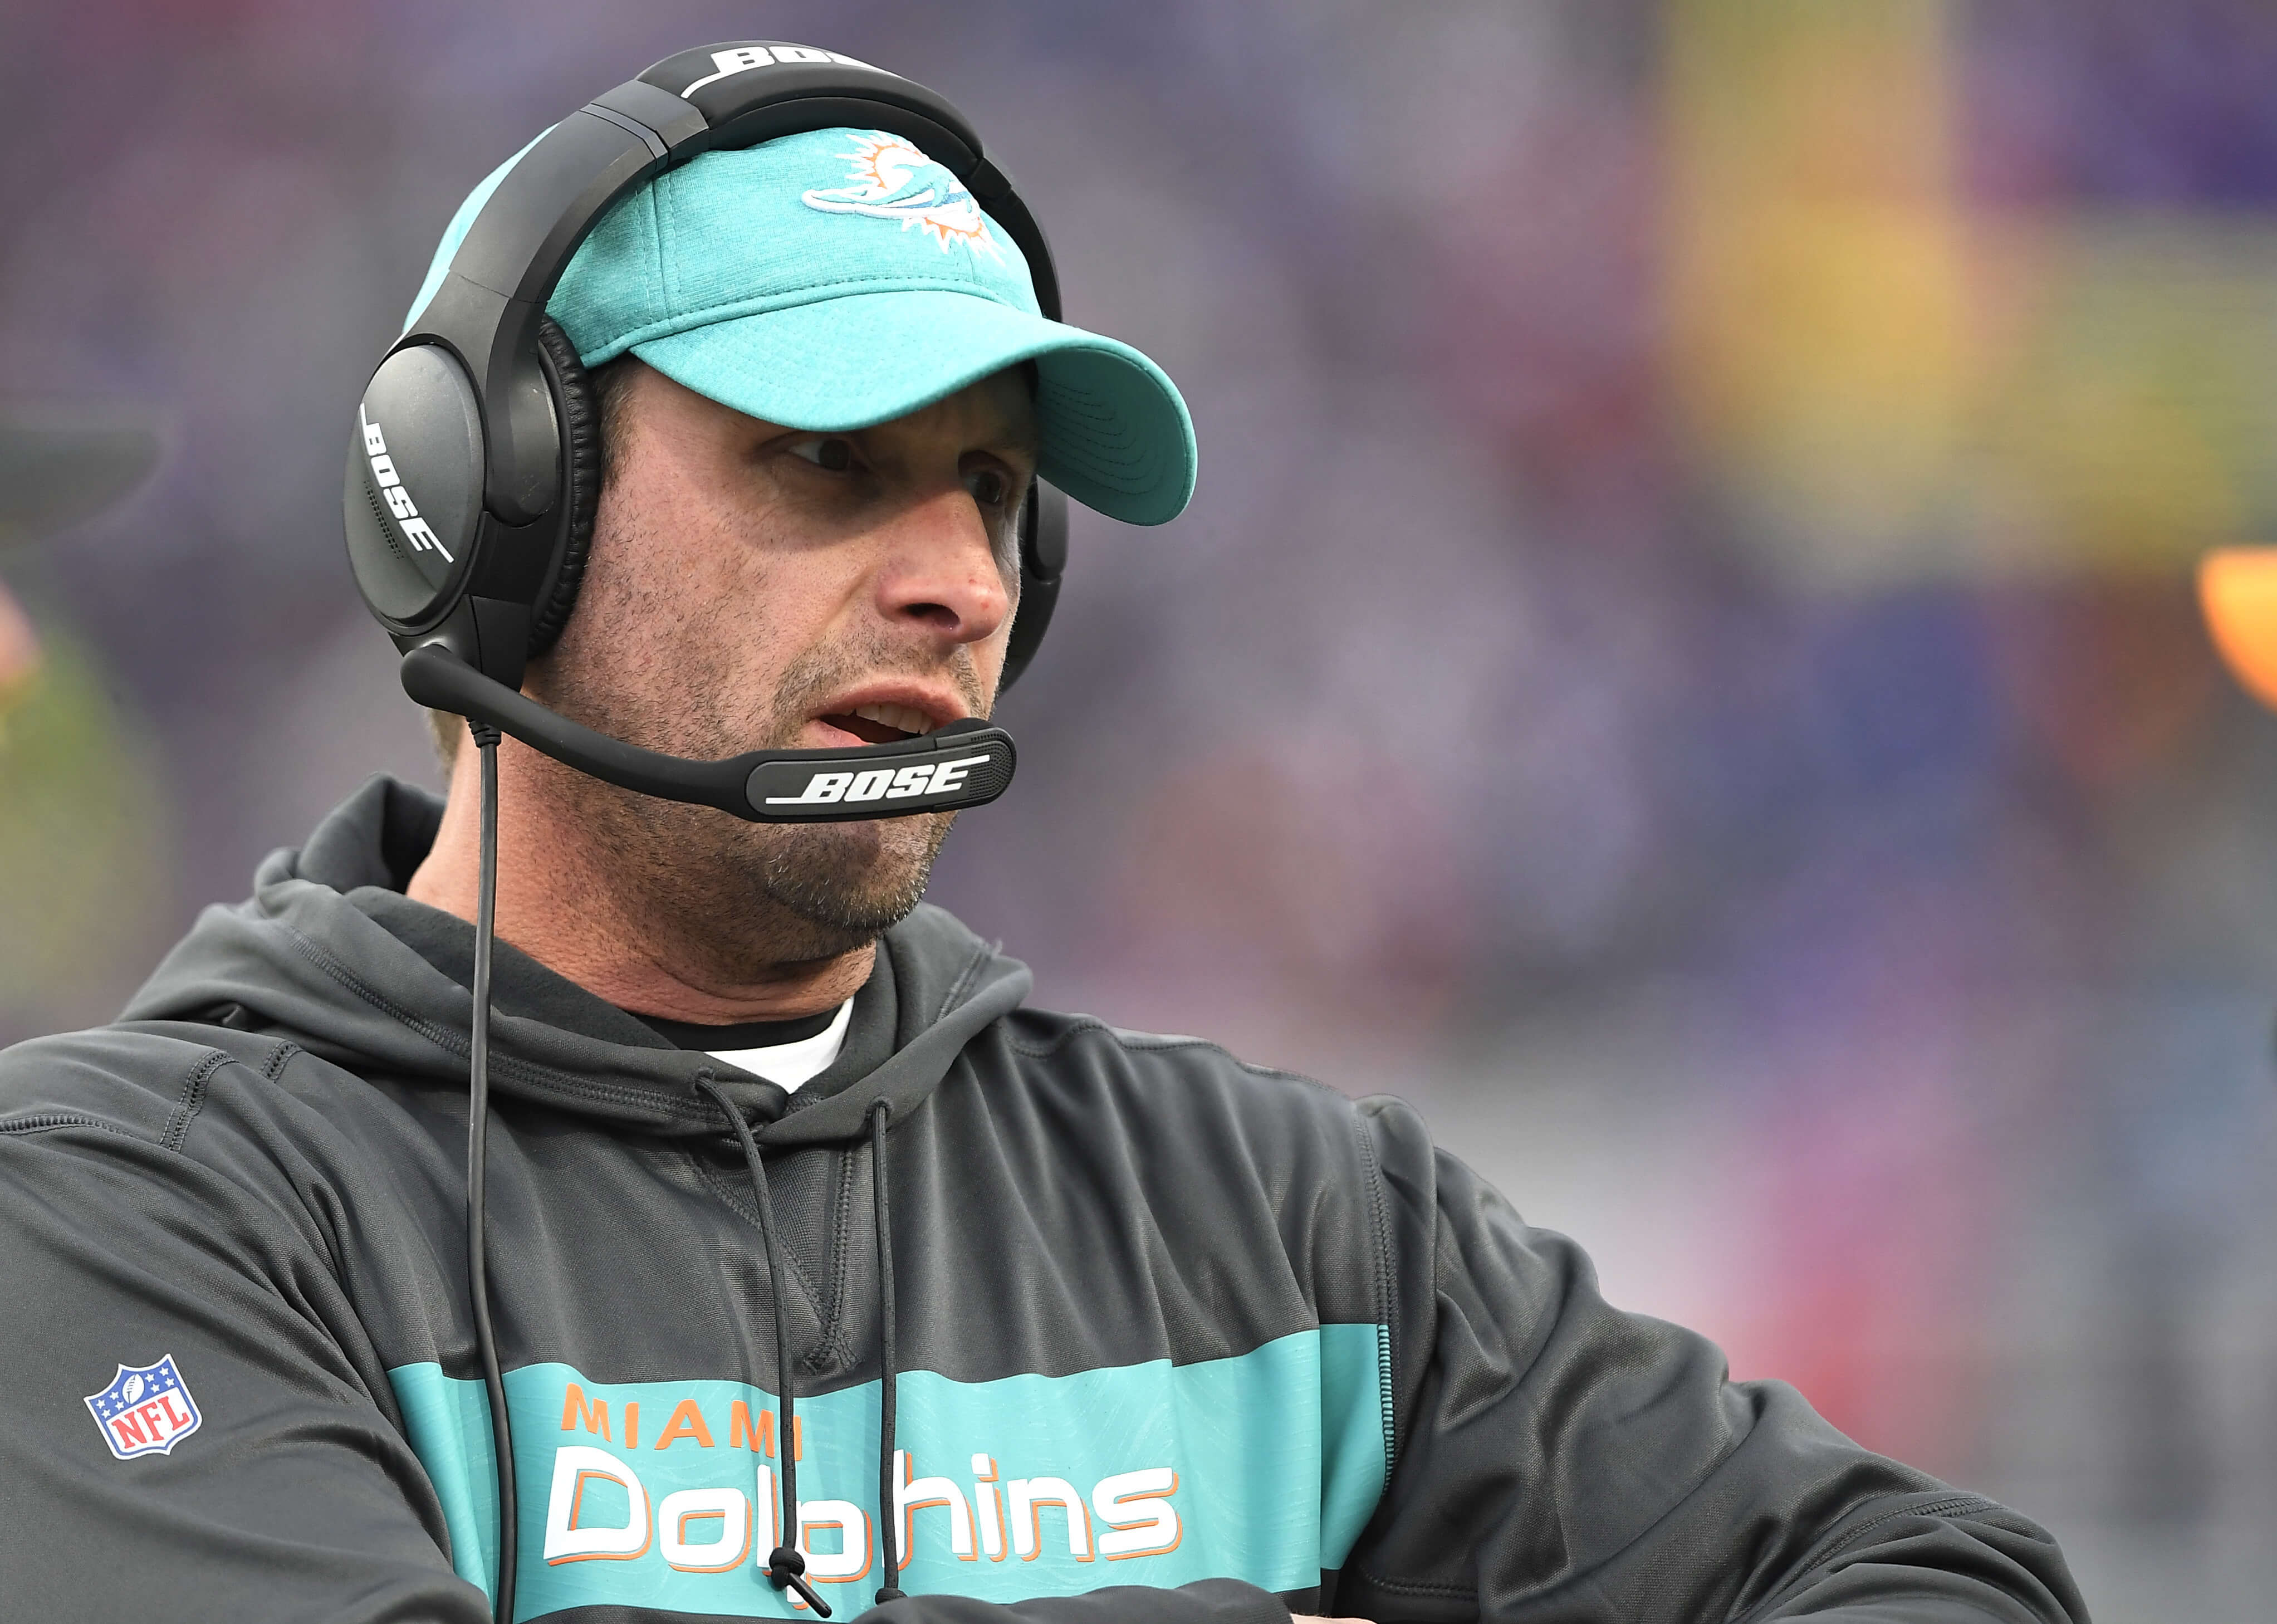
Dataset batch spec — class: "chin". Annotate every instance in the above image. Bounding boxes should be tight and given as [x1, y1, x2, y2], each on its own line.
[752, 813, 951, 940]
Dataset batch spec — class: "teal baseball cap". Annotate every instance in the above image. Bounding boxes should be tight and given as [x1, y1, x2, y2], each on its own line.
[407, 126, 1196, 526]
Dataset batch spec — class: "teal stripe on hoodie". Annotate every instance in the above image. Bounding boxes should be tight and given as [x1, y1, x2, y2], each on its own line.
[390, 1325, 1387, 1618]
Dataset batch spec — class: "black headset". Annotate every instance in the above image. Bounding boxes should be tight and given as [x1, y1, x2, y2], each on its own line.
[345, 40, 1074, 822]
[340, 46, 1078, 1623]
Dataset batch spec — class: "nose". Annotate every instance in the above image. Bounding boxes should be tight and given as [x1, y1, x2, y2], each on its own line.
[871, 486, 1013, 649]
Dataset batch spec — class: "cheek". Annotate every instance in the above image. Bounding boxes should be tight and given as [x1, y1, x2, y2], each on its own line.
[596, 471, 773, 625]
[560, 456, 884, 733]
[546, 495, 784, 721]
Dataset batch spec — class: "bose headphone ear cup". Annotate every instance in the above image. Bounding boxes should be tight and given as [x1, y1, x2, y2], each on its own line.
[528, 315, 602, 656]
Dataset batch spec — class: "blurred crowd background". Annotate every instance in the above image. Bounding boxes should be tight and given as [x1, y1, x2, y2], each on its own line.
[5, 2, 2275, 1616]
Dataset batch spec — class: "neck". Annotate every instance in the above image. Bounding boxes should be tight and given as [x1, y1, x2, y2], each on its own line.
[405, 733, 874, 1023]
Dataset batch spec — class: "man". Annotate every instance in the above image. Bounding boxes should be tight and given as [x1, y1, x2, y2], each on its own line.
[0, 78, 2085, 1624]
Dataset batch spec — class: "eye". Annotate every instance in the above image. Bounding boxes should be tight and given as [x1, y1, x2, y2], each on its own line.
[963, 464, 1015, 508]
[788, 436, 856, 472]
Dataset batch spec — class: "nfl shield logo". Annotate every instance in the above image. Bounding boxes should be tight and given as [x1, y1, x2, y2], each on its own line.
[83, 1354, 202, 1461]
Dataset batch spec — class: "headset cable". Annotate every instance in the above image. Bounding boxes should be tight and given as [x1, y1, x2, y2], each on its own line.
[467, 721, 518, 1624]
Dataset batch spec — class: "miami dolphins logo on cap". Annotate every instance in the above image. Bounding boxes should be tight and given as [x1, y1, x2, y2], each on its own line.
[800, 131, 1003, 261]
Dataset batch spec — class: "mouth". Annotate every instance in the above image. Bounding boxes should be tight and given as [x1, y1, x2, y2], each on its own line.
[810, 698, 955, 748]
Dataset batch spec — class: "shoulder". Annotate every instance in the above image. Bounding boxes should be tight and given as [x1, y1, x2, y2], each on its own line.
[982, 1002, 1453, 1212]
[0, 1024, 313, 1248]
[1000, 1003, 1344, 1100]
[0, 1018, 381, 1167]
[0, 1022, 276, 1143]
[0, 1019, 443, 1270]
[984, 1002, 1418, 1164]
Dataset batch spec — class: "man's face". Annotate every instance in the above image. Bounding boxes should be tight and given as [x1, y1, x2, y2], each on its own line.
[524, 360, 1038, 968]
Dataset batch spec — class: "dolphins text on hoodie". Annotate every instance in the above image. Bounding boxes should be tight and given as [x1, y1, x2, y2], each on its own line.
[0, 780, 2087, 1623]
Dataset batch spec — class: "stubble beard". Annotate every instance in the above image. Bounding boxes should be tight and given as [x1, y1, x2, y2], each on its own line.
[526, 628, 982, 974]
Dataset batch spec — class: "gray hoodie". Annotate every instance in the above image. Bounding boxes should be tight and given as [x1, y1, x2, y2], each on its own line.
[0, 777, 2085, 1623]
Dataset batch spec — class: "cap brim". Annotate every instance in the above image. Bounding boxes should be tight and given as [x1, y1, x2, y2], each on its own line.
[629, 292, 1196, 527]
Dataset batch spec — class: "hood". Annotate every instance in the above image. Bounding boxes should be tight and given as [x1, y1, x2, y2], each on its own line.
[121, 775, 1032, 1149]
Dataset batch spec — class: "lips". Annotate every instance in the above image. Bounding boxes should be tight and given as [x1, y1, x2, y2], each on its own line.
[817, 701, 936, 745]
[809, 693, 966, 749]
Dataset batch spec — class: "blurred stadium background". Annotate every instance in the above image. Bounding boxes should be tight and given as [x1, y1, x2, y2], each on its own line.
[5, 3, 2275, 1616]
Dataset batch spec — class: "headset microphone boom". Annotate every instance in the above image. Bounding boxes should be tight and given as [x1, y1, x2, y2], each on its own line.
[395, 644, 1017, 824]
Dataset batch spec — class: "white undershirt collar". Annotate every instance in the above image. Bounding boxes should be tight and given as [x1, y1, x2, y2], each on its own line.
[704, 998, 853, 1093]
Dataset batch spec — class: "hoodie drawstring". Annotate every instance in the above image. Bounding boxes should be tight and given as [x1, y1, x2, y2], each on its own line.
[869, 1100, 905, 1606]
[694, 1077, 830, 1619]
